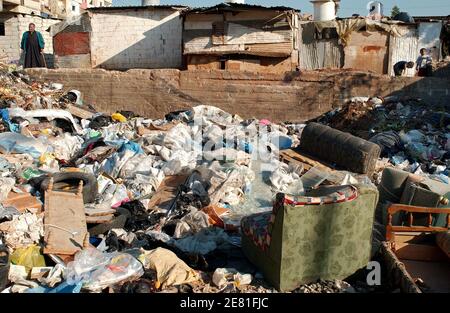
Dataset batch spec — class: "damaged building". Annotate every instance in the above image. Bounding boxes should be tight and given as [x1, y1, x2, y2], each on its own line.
[182, 3, 300, 73]
[299, 17, 446, 76]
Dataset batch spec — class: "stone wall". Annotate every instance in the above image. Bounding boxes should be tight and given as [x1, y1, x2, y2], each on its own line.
[26, 68, 450, 122]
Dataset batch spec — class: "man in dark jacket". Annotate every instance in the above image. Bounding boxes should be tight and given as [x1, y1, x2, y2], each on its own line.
[20, 23, 46, 68]
[393, 61, 415, 76]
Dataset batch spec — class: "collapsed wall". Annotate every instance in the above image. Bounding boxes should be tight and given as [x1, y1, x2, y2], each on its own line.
[26, 68, 450, 122]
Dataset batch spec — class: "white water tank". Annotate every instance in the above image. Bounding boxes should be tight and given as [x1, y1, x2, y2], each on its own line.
[311, 0, 337, 21]
[142, 0, 160, 5]
[367, 1, 383, 16]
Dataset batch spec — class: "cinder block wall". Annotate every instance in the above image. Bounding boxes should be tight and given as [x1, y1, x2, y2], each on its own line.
[26, 68, 450, 122]
[0, 13, 61, 67]
[89, 9, 183, 70]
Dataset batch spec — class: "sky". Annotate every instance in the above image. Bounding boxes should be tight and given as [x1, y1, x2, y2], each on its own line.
[112, 0, 450, 17]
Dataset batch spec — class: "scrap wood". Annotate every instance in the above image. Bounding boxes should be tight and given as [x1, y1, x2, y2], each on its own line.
[280, 149, 335, 172]
[86, 214, 114, 224]
[1, 189, 42, 213]
[202, 205, 229, 228]
[147, 175, 188, 212]
[66, 104, 95, 120]
[85, 207, 116, 217]
[43, 179, 89, 255]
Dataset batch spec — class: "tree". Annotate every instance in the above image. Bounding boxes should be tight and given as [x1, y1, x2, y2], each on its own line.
[391, 5, 401, 18]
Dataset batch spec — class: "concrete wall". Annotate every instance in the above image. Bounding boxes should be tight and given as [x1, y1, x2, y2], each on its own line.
[0, 13, 61, 67]
[89, 9, 183, 70]
[26, 68, 450, 122]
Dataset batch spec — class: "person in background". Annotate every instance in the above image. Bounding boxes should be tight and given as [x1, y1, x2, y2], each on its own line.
[393, 61, 415, 77]
[20, 23, 46, 68]
[416, 48, 433, 77]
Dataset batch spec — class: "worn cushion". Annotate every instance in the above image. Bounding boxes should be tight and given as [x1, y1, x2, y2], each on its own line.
[241, 212, 272, 251]
[242, 185, 359, 252]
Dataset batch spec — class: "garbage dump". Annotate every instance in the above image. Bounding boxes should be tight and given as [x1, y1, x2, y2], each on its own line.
[0, 65, 448, 294]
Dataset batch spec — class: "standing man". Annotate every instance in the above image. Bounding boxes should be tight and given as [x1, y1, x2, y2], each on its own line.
[393, 61, 415, 77]
[20, 23, 46, 68]
[416, 48, 432, 77]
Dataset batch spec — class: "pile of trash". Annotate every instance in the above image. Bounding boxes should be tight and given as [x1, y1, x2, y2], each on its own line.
[315, 96, 449, 184]
[0, 65, 309, 293]
[0, 65, 448, 294]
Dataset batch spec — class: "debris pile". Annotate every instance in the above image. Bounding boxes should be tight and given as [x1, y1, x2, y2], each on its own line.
[0, 65, 448, 294]
[315, 96, 449, 184]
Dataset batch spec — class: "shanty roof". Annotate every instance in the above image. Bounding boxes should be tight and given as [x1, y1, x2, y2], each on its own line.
[87, 5, 189, 12]
[185, 2, 300, 14]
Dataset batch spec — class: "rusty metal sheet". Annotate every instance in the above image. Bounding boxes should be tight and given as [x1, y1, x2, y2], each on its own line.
[344, 31, 389, 74]
[54, 32, 90, 56]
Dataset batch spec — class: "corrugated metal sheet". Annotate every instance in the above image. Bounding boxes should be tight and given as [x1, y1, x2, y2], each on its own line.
[298, 23, 343, 70]
[388, 27, 418, 77]
[299, 39, 343, 69]
[418, 22, 443, 61]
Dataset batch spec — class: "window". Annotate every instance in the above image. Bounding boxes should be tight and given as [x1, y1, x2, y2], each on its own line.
[72, 5, 76, 11]
[0, 23, 5, 36]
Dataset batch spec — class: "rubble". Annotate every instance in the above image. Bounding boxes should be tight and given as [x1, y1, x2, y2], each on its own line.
[0, 64, 448, 294]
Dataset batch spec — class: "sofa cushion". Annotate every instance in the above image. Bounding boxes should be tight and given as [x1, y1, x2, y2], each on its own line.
[241, 212, 272, 251]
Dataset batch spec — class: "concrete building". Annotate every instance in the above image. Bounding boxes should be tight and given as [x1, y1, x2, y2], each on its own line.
[51, 5, 188, 70]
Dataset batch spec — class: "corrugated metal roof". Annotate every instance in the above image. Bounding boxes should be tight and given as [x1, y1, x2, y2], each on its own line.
[186, 3, 300, 15]
[88, 5, 189, 12]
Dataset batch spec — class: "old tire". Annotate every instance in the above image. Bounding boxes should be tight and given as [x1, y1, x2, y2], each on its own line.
[40, 172, 98, 204]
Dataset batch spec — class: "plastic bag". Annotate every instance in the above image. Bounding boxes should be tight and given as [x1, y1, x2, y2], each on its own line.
[138, 248, 199, 289]
[0, 132, 48, 159]
[111, 113, 127, 123]
[174, 228, 231, 255]
[65, 248, 144, 292]
[212, 268, 252, 288]
[300, 167, 330, 189]
[0, 177, 15, 202]
[10, 245, 45, 273]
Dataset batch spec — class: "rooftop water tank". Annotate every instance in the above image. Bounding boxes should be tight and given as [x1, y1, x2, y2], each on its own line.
[142, 0, 160, 5]
[225, 0, 245, 4]
[311, 0, 338, 22]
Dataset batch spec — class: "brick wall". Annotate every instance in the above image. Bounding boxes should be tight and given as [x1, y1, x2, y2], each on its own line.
[26, 68, 450, 122]
[0, 13, 61, 67]
[89, 9, 183, 70]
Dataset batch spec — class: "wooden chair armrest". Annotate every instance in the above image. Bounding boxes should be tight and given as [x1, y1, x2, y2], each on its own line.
[386, 204, 450, 242]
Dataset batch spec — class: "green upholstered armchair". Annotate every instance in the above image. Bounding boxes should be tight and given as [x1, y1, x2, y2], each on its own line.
[241, 184, 379, 291]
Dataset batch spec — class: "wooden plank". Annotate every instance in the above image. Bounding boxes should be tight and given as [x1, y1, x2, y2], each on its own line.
[67, 104, 95, 120]
[280, 149, 334, 171]
[225, 23, 292, 45]
[147, 175, 188, 212]
[394, 242, 448, 262]
[86, 215, 114, 224]
[84, 207, 116, 217]
[2, 190, 42, 213]
[390, 226, 449, 233]
[389, 204, 450, 215]
[43, 187, 89, 255]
